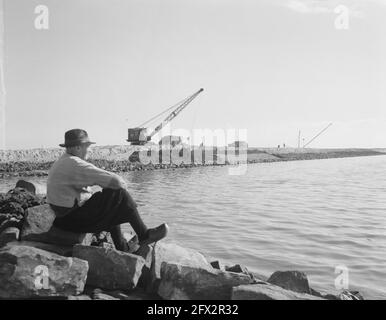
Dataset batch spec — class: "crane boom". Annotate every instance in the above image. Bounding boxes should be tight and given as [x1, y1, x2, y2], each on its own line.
[127, 88, 204, 145]
[148, 88, 204, 138]
[303, 123, 333, 148]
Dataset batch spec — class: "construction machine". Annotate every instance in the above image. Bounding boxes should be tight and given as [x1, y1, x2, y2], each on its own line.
[127, 88, 204, 145]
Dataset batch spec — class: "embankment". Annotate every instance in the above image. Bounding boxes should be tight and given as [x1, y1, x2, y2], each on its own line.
[0, 146, 385, 178]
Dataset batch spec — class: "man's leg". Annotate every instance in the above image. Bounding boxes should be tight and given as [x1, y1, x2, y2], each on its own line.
[117, 188, 149, 242]
[110, 189, 169, 250]
[109, 225, 129, 251]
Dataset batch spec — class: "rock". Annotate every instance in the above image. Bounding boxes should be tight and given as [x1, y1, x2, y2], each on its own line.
[0, 245, 88, 298]
[82, 287, 158, 300]
[106, 288, 155, 300]
[6, 241, 74, 256]
[0, 188, 45, 218]
[135, 244, 153, 289]
[0, 227, 20, 247]
[67, 295, 92, 300]
[308, 287, 324, 297]
[339, 290, 364, 300]
[100, 290, 131, 300]
[158, 262, 253, 300]
[20, 204, 92, 246]
[23, 226, 92, 246]
[73, 245, 146, 290]
[267, 271, 311, 294]
[232, 283, 325, 300]
[90, 231, 116, 248]
[104, 287, 161, 300]
[0, 213, 11, 224]
[249, 271, 268, 282]
[100, 242, 115, 250]
[92, 292, 120, 300]
[20, 204, 55, 238]
[15, 180, 37, 195]
[226, 264, 250, 275]
[124, 232, 140, 253]
[225, 264, 261, 282]
[0, 203, 24, 218]
[210, 260, 224, 270]
[150, 242, 213, 293]
[323, 293, 339, 300]
[0, 217, 21, 234]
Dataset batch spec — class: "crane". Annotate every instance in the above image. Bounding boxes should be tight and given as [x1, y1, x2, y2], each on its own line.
[303, 123, 333, 148]
[127, 88, 204, 145]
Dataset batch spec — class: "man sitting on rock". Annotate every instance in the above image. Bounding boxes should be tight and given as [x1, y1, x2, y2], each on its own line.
[47, 128, 169, 252]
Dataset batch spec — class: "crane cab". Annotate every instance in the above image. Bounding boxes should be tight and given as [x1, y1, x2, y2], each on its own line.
[127, 128, 150, 145]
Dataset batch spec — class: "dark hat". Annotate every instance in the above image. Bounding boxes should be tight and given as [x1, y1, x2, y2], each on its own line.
[59, 129, 96, 147]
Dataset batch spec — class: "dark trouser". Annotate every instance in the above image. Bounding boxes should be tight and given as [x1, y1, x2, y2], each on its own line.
[53, 188, 149, 250]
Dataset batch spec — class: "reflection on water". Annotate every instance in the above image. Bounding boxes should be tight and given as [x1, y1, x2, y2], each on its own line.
[1, 155, 386, 299]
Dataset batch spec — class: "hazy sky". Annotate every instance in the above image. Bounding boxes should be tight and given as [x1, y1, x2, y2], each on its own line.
[1, 0, 386, 149]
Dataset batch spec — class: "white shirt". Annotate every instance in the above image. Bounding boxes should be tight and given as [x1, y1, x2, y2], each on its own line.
[47, 151, 121, 208]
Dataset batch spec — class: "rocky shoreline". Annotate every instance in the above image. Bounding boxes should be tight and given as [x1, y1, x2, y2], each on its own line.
[0, 147, 385, 179]
[0, 181, 365, 300]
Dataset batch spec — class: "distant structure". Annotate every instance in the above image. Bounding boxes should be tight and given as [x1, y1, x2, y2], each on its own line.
[158, 135, 182, 147]
[298, 130, 301, 148]
[228, 141, 248, 149]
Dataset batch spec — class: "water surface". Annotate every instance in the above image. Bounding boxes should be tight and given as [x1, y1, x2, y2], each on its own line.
[1, 155, 386, 299]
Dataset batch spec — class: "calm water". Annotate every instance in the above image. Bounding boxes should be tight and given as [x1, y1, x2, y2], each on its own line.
[1, 155, 386, 299]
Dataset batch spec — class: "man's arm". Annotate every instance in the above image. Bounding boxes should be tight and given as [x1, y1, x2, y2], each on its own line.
[74, 158, 127, 190]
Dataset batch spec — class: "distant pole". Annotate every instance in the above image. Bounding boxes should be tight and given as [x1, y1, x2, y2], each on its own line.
[0, 0, 5, 150]
[298, 130, 301, 148]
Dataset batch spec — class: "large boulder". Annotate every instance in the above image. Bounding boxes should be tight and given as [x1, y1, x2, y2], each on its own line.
[232, 283, 325, 300]
[6, 241, 74, 257]
[149, 242, 213, 292]
[0, 245, 88, 298]
[20, 204, 92, 246]
[158, 262, 253, 300]
[267, 271, 311, 294]
[73, 245, 146, 290]
[20, 204, 55, 238]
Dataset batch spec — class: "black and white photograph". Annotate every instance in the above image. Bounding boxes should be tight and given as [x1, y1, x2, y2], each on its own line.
[0, 0, 385, 309]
